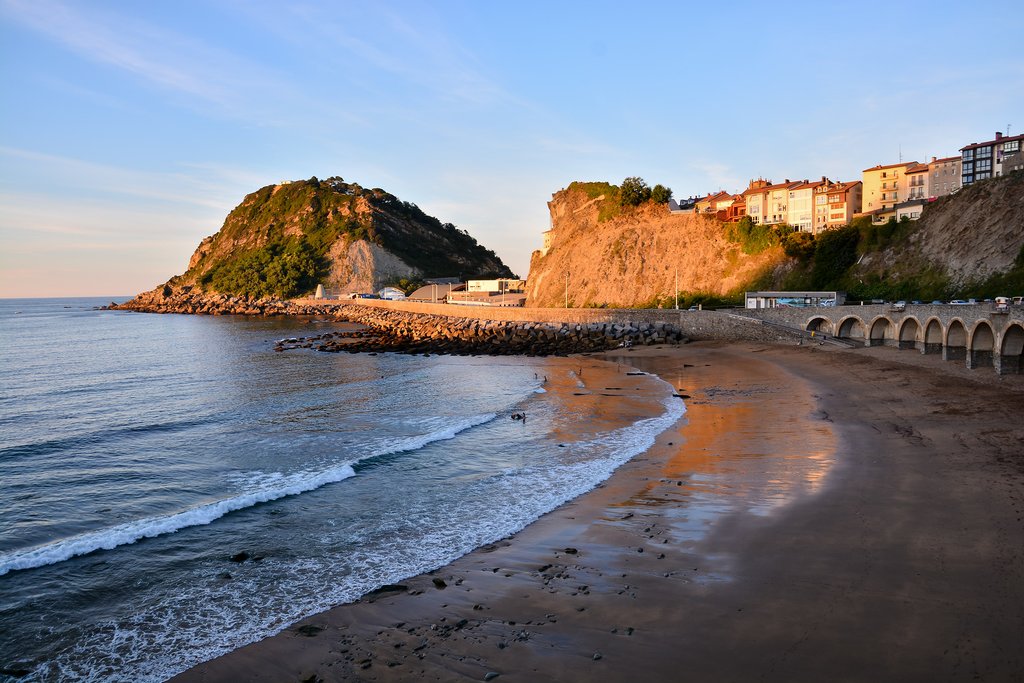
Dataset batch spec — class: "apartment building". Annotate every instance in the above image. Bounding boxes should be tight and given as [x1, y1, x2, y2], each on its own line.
[788, 180, 823, 233]
[928, 156, 961, 197]
[960, 131, 1024, 186]
[906, 162, 928, 200]
[861, 162, 916, 223]
[825, 180, 862, 229]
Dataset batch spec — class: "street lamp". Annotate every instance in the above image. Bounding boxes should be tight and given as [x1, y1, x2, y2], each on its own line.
[674, 268, 679, 310]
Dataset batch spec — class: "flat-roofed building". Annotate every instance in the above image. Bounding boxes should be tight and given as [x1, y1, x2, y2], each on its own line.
[960, 131, 1024, 186]
[928, 156, 961, 197]
[862, 162, 916, 223]
[744, 290, 846, 309]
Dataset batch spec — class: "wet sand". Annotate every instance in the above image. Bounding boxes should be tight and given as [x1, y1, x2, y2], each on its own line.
[175, 342, 1024, 682]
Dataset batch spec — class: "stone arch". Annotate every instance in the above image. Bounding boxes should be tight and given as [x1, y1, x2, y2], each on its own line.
[923, 318, 943, 355]
[968, 321, 995, 369]
[898, 317, 921, 351]
[806, 316, 833, 335]
[944, 319, 967, 361]
[868, 316, 894, 347]
[837, 316, 866, 343]
[998, 323, 1024, 375]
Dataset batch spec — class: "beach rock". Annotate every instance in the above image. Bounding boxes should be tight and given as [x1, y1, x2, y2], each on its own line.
[431, 577, 447, 589]
[484, 673, 500, 681]
[294, 624, 324, 637]
[229, 551, 250, 563]
[564, 547, 578, 555]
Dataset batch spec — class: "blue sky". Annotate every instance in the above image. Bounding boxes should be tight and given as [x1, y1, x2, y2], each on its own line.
[2, 0, 1022, 297]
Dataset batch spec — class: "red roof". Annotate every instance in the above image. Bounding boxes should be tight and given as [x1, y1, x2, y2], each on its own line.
[960, 133, 1024, 152]
[862, 162, 918, 173]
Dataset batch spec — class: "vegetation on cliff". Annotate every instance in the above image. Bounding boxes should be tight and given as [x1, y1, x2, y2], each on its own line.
[565, 177, 674, 224]
[179, 176, 512, 298]
[531, 171, 1024, 308]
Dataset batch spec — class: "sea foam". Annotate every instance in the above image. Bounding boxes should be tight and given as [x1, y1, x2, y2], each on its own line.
[0, 412, 497, 576]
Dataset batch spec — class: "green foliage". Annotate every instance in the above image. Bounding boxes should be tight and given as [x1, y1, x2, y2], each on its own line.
[724, 217, 786, 254]
[650, 184, 673, 204]
[383, 276, 425, 295]
[781, 230, 815, 261]
[855, 216, 917, 254]
[567, 181, 618, 200]
[638, 290, 742, 310]
[203, 239, 321, 298]
[810, 225, 860, 289]
[619, 177, 652, 207]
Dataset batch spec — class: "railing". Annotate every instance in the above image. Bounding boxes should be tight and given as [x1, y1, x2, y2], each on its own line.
[723, 313, 859, 347]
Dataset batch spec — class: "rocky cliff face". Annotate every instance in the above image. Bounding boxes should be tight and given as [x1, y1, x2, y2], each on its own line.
[856, 171, 1024, 286]
[526, 185, 780, 307]
[143, 176, 512, 301]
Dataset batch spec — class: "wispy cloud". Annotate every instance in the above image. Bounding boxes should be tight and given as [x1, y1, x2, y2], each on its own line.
[0, 146, 263, 211]
[4, 0, 229, 103]
[1, 0, 359, 128]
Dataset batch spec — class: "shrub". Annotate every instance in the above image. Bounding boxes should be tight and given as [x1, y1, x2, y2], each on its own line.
[619, 177, 652, 207]
[651, 184, 673, 204]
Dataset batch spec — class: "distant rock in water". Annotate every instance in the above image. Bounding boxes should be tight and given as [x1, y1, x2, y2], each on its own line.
[122, 176, 513, 305]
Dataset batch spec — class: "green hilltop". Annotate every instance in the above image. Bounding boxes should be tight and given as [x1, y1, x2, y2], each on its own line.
[176, 176, 512, 298]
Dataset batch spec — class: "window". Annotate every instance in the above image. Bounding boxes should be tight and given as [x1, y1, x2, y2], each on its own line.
[976, 146, 992, 158]
[1004, 140, 1020, 153]
[963, 161, 974, 173]
[962, 149, 974, 160]
[976, 158, 991, 171]
[976, 171, 991, 180]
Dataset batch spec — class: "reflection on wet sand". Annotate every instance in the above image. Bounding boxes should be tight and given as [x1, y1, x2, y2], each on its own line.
[604, 351, 835, 547]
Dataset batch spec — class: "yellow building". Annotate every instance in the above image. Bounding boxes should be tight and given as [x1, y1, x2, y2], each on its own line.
[861, 162, 916, 223]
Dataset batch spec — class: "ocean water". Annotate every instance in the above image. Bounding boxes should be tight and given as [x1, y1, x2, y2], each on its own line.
[0, 298, 683, 681]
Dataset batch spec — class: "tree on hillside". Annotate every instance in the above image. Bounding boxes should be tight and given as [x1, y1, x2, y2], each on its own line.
[619, 177, 652, 206]
[651, 184, 673, 203]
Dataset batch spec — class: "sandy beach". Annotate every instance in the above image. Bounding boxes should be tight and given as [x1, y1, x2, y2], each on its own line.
[174, 341, 1024, 683]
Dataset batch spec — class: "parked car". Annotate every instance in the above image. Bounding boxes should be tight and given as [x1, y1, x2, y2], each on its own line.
[931, 300, 944, 305]
[949, 299, 968, 304]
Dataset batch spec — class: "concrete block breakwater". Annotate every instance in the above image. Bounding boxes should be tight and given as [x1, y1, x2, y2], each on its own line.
[307, 306, 685, 355]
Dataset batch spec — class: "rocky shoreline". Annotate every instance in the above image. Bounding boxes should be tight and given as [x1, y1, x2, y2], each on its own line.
[113, 286, 689, 356]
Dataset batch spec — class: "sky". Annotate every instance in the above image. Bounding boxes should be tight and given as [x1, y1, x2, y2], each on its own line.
[1, 0, 1022, 298]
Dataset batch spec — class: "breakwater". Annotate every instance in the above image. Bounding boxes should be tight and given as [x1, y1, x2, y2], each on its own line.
[112, 286, 801, 352]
